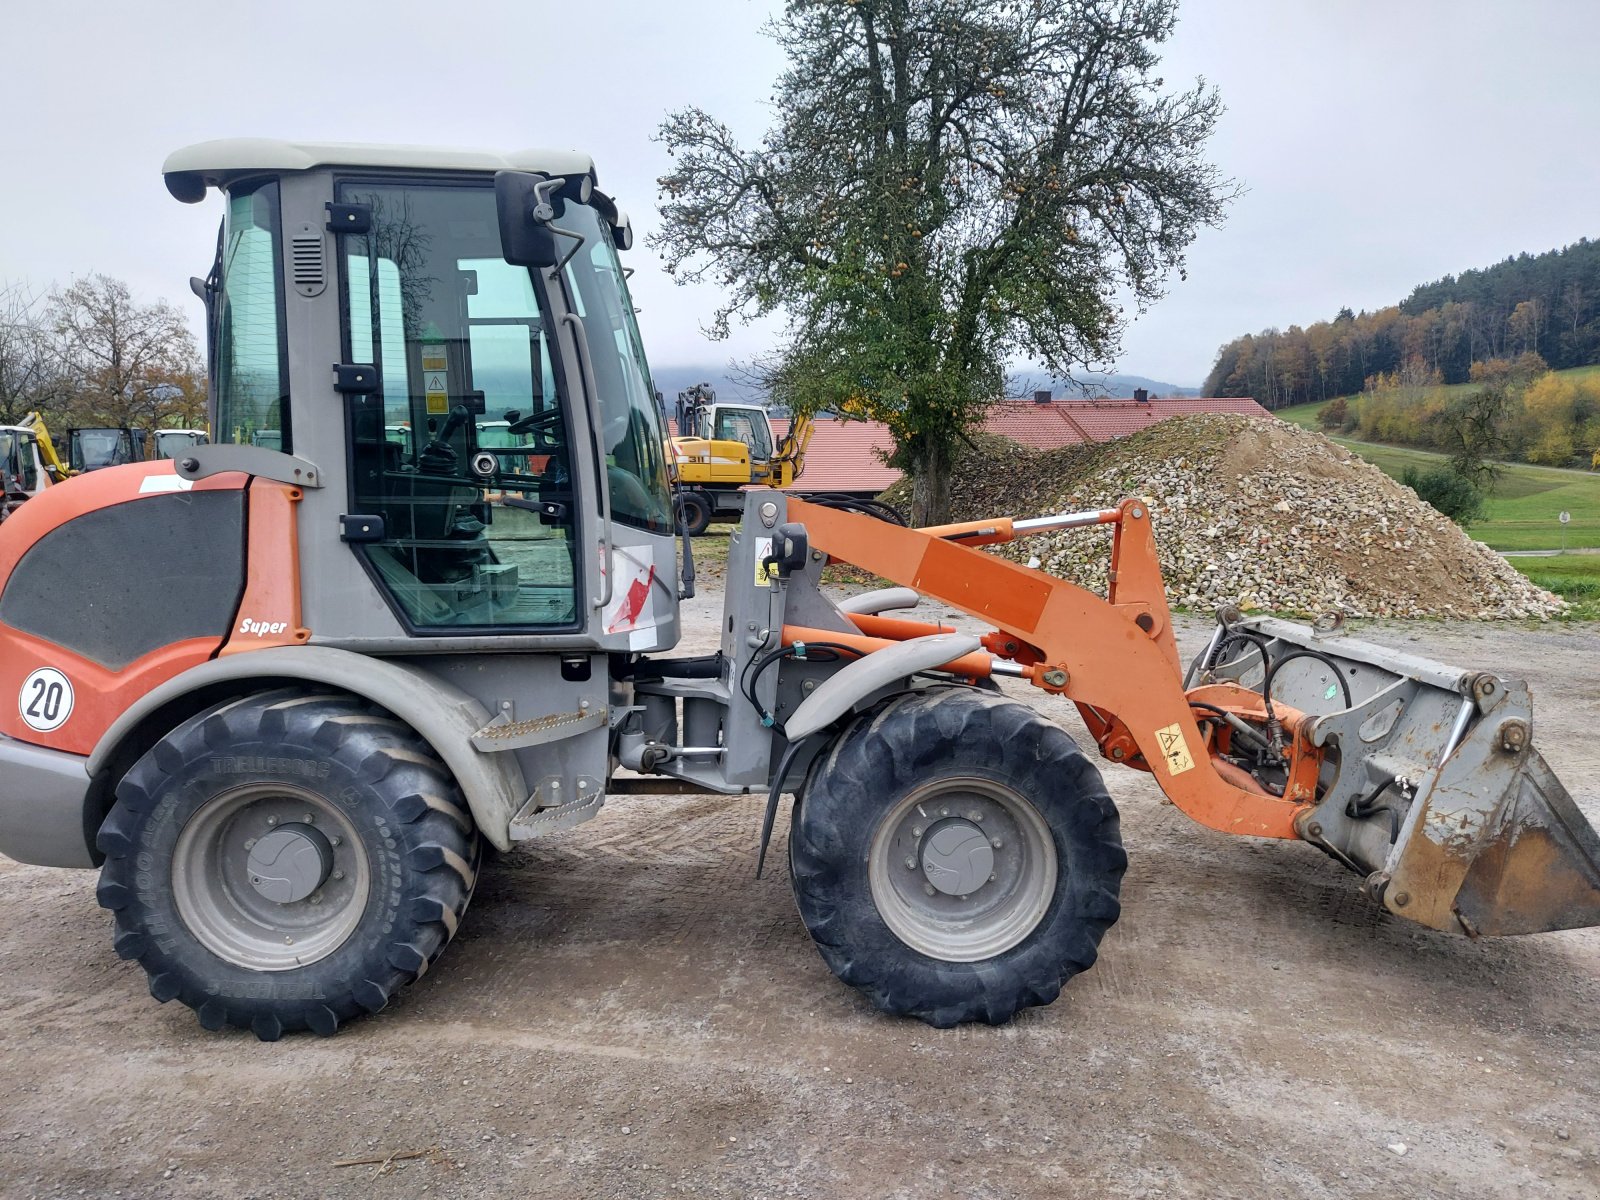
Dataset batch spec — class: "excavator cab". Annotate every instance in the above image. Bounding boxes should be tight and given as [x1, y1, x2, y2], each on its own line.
[0, 427, 47, 521]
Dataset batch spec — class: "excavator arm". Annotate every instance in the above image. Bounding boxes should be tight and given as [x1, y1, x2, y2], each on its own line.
[770, 412, 814, 488]
[22, 412, 71, 481]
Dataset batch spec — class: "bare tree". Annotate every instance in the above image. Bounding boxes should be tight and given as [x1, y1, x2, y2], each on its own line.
[0, 282, 66, 425]
[51, 274, 201, 430]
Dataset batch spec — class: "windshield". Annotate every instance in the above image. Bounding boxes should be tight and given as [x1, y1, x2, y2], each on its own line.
[556, 203, 673, 535]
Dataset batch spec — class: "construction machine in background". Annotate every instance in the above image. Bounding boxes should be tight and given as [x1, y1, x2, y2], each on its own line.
[151, 429, 210, 460]
[0, 140, 1596, 1043]
[669, 383, 814, 534]
[0, 426, 49, 523]
[0, 413, 72, 524]
[67, 426, 143, 472]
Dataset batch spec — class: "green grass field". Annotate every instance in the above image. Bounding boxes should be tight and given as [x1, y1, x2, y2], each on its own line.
[1276, 374, 1600, 555]
[1509, 554, 1600, 620]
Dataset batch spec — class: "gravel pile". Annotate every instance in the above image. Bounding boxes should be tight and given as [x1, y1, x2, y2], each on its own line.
[892, 414, 1563, 619]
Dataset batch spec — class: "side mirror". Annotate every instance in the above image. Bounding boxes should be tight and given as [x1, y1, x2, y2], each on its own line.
[496, 171, 595, 268]
[496, 172, 560, 267]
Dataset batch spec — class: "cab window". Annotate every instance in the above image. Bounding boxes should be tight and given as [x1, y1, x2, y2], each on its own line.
[339, 180, 579, 631]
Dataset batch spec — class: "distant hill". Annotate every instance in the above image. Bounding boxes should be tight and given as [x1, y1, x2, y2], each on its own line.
[1022, 372, 1201, 399]
[1205, 236, 1600, 409]
[648, 365, 763, 406]
[649, 363, 1200, 409]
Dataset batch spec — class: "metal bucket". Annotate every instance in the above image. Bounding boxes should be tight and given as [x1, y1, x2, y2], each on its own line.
[1204, 615, 1600, 937]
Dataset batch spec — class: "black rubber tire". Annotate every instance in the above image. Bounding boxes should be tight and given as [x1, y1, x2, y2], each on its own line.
[789, 688, 1126, 1027]
[675, 490, 714, 537]
[95, 691, 480, 1040]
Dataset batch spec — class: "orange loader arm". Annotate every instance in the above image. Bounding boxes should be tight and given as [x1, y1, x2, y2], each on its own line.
[785, 497, 1316, 841]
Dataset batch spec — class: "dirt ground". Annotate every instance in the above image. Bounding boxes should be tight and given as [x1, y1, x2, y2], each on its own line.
[1, 574, 1597, 1199]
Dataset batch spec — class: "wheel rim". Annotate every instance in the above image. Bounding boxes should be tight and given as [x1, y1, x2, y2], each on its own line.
[172, 783, 371, 971]
[868, 776, 1058, 962]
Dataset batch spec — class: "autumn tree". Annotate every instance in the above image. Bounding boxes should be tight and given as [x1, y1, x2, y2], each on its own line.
[51, 274, 203, 431]
[655, 0, 1234, 523]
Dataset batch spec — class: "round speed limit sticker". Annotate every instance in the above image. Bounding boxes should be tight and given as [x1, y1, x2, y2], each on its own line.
[18, 667, 74, 733]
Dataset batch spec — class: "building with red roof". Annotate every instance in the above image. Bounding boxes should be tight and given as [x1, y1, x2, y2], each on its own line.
[765, 394, 1272, 494]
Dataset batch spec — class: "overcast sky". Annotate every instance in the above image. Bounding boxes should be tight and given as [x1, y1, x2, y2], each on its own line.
[4, 0, 1598, 388]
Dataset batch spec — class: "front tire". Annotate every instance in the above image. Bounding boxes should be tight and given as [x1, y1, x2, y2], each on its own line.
[96, 691, 480, 1040]
[674, 490, 714, 537]
[789, 689, 1125, 1027]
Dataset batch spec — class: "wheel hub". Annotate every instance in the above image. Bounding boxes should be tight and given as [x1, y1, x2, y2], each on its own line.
[868, 777, 1059, 963]
[920, 819, 994, 896]
[246, 824, 333, 904]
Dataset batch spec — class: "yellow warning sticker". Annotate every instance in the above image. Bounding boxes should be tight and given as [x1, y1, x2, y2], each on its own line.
[754, 537, 773, 588]
[421, 350, 448, 372]
[1154, 723, 1194, 775]
[425, 393, 449, 415]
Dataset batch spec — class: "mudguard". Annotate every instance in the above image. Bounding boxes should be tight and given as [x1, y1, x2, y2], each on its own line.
[88, 646, 528, 851]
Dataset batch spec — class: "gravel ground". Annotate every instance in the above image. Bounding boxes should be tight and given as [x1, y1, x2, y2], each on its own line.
[1, 579, 1597, 1199]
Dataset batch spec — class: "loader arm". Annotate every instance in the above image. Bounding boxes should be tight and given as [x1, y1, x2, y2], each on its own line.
[787, 496, 1311, 839]
[783, 495, 1600, 937]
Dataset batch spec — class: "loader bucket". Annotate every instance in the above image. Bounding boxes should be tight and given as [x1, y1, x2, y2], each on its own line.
[1388, 738, 1600, 936]
[1211, 616, 1600, 937]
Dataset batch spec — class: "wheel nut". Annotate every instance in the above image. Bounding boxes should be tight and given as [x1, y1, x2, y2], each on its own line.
[969, 811, 984, 822]
[988, 873, 997, 882]
[991, 838, 1003, 849]
[266, 816, 278, 826]
[303, 813, 314, 824]
[244, 838, 257, 850]
[923, 883, 937, 896]
[940, 807, 949, 817]
[905, 857, 917, 870]
[911, 825, 924, 838]
[332, 870, 345, 881]
[330, 836, 342, 847]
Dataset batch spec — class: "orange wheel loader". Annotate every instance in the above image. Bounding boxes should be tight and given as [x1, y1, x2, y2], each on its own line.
[0, 140, 1596, 1041]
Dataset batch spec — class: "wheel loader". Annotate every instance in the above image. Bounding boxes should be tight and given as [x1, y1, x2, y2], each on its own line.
[0, 140, 1597, 1041]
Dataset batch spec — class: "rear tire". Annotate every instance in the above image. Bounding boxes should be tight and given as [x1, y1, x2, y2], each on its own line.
[675, 490, 714, 537]
[96, 691, 480, 1040]
[789, 689, 1125, 1027]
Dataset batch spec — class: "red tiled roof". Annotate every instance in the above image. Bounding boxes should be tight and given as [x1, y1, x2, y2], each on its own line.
[673, 398, 1271, 494]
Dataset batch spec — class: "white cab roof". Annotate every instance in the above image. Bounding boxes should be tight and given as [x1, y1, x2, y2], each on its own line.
[163, 138, 596, 200]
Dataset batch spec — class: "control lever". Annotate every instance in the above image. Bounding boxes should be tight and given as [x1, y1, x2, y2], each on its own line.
[418, 404, 470, 474]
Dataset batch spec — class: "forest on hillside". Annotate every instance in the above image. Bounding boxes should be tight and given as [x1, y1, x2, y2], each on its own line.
[1204, 238, 1600, 408]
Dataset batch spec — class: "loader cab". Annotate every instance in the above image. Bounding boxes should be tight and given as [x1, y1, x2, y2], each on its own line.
[165, 139, 678, 649]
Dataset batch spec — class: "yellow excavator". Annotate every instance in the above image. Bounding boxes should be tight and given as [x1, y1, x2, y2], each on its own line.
[668, 383, 813, 534]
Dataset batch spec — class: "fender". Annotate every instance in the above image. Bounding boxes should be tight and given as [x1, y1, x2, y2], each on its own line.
[87, 645, 527, 851]
[784, 632, 982, 741]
